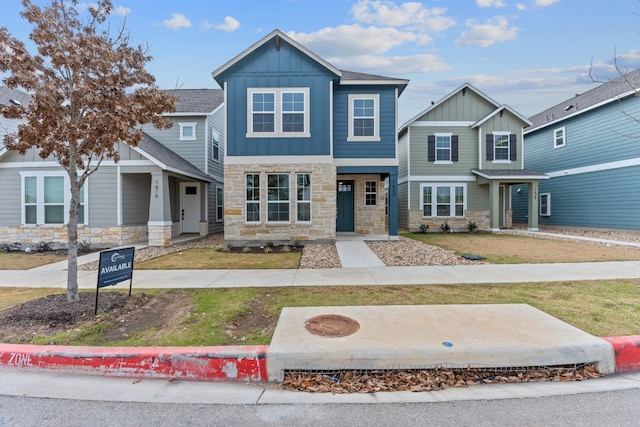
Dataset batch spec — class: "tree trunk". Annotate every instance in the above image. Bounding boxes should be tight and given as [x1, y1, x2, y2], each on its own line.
[66, 165, 80, 302]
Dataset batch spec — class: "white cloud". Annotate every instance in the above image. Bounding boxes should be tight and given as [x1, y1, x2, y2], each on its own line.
[535, 0, 560, 6]
[288, 25, 418, 57]
[201, 20, 214, 30]
[455, 16, 520, 47]
[113, 6, 130, 16]
[162, 13, 191, 30]
[215, 16, 240, 32]
[351, 0, 456, 32]
[476, 0, 507, 7]
[330, 53, 451, 75]
[516, 3, 527, 10]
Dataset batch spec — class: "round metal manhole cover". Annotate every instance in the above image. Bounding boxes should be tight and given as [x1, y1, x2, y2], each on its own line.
[304, 314, 360, 338]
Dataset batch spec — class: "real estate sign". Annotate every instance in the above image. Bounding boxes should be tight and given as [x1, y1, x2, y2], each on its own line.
[95, 247, 135, 314]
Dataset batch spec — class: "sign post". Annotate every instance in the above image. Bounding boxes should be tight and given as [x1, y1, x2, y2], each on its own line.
[95, 247, 135, 315]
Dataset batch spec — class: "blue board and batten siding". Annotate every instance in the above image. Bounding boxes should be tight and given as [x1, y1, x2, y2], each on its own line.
[521, 94, 640, 230]
[333, 85, 397, 159]
[222, 39, 334, 157]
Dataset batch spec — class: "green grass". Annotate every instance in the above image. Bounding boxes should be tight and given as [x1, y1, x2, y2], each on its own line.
[136, 248, 301, 269]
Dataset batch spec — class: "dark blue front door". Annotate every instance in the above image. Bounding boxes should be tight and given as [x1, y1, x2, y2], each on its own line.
[336, 180, 354, 232]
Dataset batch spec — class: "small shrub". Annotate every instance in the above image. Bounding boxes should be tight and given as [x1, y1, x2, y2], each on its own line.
[265, 241, 274, 248]
[281, 245, 291, 253]
[221, 245, 232, 252]
[0, 242, 22, 252]
[241, 246, 251, 253]
[440, 221, 450, 233]
[419, 223, 429, 233]
[467, 221, 478, 233]
[263, 246, 273, 253]
[293, 240, 301, 248]
[33, 241, 53, 252]
[78, 240, 91, 253]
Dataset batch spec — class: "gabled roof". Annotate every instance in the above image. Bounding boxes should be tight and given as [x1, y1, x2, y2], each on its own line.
[399, 83, 528, 132]
[212, 29, 408, 93]
[472, 105, 532, 128]
[0, 86, 32, 108]
[161, 89, 223, 115]
[527, 67, 640, 133]
[213, 29, 342, 83]
[135, 133, 214, 182]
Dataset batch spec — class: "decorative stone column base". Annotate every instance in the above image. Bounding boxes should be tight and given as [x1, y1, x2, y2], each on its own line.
[148, 222, 172, 247]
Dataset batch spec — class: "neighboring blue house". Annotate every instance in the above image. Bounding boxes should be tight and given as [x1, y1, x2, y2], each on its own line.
[513, 68, 640, 230]
[212, 29, 408, 245]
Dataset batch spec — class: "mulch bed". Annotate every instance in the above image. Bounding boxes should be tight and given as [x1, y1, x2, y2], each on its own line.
[221, 245, 303, 254]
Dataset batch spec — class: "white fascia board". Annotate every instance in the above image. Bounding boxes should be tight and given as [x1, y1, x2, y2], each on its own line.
[224, 155, 334, 165]
[546, 157, 640, 177]
[334, 158, 398, 167]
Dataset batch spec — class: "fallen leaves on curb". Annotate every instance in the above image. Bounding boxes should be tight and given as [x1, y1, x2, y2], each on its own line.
[282, 365, 602, 393]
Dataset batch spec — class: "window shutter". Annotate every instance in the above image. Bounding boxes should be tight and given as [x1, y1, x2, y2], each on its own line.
[486, 134, 493, 161]
[451, 135, 459, 162]
[509, 134, 517, 161]
[428, 135, 435, 162]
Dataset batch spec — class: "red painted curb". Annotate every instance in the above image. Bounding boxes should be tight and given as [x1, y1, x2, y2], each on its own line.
[0, 343, 268, 382]
[602, 336, 640, 373]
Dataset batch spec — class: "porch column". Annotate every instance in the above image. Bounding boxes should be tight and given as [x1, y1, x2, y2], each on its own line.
[388, 171, 398, 238]
[148, 172, 172, 247]
[527, 181, 539, 231]
[489, 180, 501, 231]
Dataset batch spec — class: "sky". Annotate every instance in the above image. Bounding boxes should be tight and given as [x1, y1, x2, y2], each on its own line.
[3, 0, 640, 124]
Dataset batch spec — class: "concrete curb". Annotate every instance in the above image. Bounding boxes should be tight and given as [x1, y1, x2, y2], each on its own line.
[0, 343, 268, 382]
[1, 337, 639, 382]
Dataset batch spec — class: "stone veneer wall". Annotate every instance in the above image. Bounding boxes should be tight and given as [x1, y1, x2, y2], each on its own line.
[338, 174, 386, 235]
[224, 163, 336, 245]
[0, 225, 148, 248]
[407, 210, 490, 232]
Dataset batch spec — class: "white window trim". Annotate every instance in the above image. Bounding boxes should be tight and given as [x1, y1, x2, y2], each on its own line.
[179, 122, 198, 141]
[19, 171, 88, 225]
[540, 193, 551, 216]
[420, 183, 467, 218]
[492, 131, 511, 163]
[245, 173, 261, 224]
[296, 173, 312, 223]
[246, 87, 310, 138]
[216, 186, 223, 222]
[554, 126, 566, 148]
[267, 173, 291, 224]
[347, 93, 380, 142]
[364, 180, 377, 206]
[434, 132, 453, 164]
[211, 130, 221, 162]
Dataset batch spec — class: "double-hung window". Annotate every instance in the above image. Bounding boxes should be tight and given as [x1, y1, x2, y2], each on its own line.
[493, 132, 510, 161]
[435, 134, 452, 162]
[348, 94, 380, 141]
[245, 174, 260, 223]
[211, 130, 221, 161]
[247, 88, 310, 137]
[540, 193, 551, 216]
[554, 127, 565, 148]
[365, 181, 377, 206]
[267, 173, 289, 222]
[296, 174, 311, 222]
[421, 183, 466, 217]
[22, 173, 86, 225]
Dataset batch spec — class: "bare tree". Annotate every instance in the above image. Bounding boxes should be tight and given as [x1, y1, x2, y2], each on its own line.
[0, 0, 176, 302]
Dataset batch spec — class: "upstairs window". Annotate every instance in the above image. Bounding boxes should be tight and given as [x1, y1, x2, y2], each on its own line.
[211, 130, 221, 162]
[179, 122, 197, 141]
[493, 133, 510, 161]
[247, 88, 310, 138]
[428, 134, 458, 163]
[554, 127, 566, 148]
[348, 94, 380, 141]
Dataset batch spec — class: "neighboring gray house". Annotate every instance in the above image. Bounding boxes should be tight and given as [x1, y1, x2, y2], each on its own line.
[513, 68, 640, 230]
[0, 86, 224, 248]
[398, 83, 547, 232]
